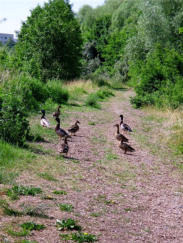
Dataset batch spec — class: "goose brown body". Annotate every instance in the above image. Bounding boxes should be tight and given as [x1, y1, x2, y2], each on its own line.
[68, 121, 80, 136]
[114, 124, 128, 142]
[119, 141, 135, 154]
[55, 117, 70, 139]
[53, 105, 61, 118]
[58, 136, 69, 156]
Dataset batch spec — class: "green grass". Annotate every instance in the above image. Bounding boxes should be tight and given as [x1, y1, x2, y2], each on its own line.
[20, 222, 45, 231]
[6, 185, 42, 200]
[59, 203, 74, 212]
[0, 140, 36, 184]
[85, 93, 101, 109]
[7, 228, 29, 237]
[38, 172, 58, 181]
[60, 232, 98, 242]
[53, 190, 67, 195]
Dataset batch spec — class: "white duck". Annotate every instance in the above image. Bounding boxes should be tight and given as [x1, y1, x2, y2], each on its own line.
[40, 110, 50, 128]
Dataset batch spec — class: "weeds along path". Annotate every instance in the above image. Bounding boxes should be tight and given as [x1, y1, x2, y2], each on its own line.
[1, 89, 183, 243]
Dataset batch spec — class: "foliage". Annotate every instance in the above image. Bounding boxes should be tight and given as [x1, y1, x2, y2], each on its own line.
[53, 190, 67, 195]
[46, 80, 69, 104]
[0, 93, 30, 146]
[20, 222, 45, 231]
[6, 185, 42, 200]
[56, 218, 82, 231]
[85, 93, 101, 109]
[16, 0, 82, 81]
[59, 203, 74, 212]
[60, 232, 98, 242]
[79, 0, 183, 109]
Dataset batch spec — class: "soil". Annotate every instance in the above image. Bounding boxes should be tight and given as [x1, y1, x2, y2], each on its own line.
[0, 90, 183, 243]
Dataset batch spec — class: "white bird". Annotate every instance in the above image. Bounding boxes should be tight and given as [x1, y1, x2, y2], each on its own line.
[40, 110, 50, 128]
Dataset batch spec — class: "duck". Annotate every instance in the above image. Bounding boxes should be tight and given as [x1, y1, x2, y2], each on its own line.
[114, 124, 129, 142]
[119, 115, 132, 132]
[58, 135, 69, 156]
[40, 110, 50, 128]
[68, 120, 80, 136]
[53, 105, 61, 118]
[55, 117, 71, 140]
[119, 140, 135, 154]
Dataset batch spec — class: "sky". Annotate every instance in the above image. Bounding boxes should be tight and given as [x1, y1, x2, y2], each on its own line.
[0, 0, 105, 37]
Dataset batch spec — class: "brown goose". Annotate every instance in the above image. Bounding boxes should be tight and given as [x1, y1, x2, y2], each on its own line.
[53, 105, 61, 118]
[119, 141, 135, 154]
[58, 135, 69, 156]
[120, 115, 132, 132]
[55, 117, 71, 140]
[114, 124, 128, 142]
[68, 120, 80, 136]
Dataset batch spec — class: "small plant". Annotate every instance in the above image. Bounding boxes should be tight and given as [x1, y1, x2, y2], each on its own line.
[56, 218, 81, 231]
[59, 203, 74, 212]
[3, 204, 23, 216]
[20, 222, 45, 231]
[88, 121, 96, 126]
[71, 232, 98, 242]
[53, 190, 67, 195]
[7, 228, 29, 237]
[85, 93, 101, 109]
[6, 185, 42, 200]
[38, 172, 57, 181]
[60, 232, 98, 242]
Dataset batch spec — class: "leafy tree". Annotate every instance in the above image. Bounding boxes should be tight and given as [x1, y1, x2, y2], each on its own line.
[16, 0, 82, 81]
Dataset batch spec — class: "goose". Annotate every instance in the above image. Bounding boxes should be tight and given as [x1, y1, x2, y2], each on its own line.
[119, 141, 135, 154]
[119, 115, 132, 132]
[58, 135, 69, 156]
[55, 117, 71, 140]
[40, 110, 50, 128]
[68, 120, 80, 136]
[53, 105, 61, 118]
[114, 124, 129, 142]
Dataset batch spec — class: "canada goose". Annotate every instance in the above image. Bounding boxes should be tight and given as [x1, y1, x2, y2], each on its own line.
[58, 135, 69, 156]
[119, 115, 132, 132]
[55, 117, 71, 140]
[68, 120, 80, 136]
[40, 110, 50, 128]
[53, 105, 61, 118]
[119, 141, 135, 154]
[114, 124, 128, 142]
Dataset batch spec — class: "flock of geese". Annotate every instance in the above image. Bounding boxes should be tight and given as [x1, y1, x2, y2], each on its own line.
[40, 105, 135, 157]
[114, 114, 135, 154]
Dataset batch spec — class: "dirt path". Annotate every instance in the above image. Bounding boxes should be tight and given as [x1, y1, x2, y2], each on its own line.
[1, 90, 183, 243]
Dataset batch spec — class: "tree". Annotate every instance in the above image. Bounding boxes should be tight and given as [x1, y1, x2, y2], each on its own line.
[16, 0, 82, 81]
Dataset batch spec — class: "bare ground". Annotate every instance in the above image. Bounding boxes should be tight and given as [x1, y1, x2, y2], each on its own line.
[0, 90, 183, 243]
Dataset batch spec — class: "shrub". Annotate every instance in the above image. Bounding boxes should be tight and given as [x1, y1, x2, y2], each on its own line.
[0, 93, 30, 146]
[46, 80, 69, 104]
[3, 74, 48, 111]
[85, 93, 101, 109]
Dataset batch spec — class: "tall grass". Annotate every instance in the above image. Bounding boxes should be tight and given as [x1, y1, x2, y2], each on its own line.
[0, 140, 35, 184]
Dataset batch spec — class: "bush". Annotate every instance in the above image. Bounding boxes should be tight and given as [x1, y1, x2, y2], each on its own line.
[3, 74, 48, 111]
[85, 93, 101, 109]
[0, 93, 30, 146]
[46, 80, 69, 104]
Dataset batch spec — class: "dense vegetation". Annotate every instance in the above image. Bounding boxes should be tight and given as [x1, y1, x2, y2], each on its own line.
[78, 0, 183, 108]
